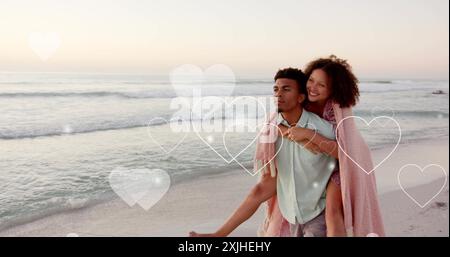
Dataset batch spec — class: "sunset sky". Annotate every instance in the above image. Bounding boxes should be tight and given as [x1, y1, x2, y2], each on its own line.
[0, 0, 448, 79]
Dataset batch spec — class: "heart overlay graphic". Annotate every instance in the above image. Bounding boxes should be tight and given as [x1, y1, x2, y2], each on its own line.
[223, 122, 285, 176]
[28, 32, 61, 61]
[191, 96, 268, 164]
[109, 168, 170, 211]
[146, 117, 187, 155]
[170, 64, 236, 97]
[397, 164, 448, 208]
[336, 115, 401, 174]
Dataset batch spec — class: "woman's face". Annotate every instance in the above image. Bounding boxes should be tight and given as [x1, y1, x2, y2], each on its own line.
[306, 69, 332, 104]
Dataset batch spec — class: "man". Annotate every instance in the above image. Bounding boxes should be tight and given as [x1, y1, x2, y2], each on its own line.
[272, 68, 336, 236]
[189, 68, 336, 237]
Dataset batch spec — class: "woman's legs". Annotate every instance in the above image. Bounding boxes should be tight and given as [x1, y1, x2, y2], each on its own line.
[189, 173, 277, 237]
[325, 180, 346, 236]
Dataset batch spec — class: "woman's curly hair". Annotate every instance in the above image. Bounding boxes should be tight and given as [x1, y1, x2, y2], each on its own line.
[304, 55, 360, 108]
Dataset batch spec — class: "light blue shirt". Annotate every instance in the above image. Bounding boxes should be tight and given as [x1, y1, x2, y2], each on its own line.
[275, 110, 337, 224]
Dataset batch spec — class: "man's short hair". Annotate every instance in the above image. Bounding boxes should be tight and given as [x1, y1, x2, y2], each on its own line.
[274, 67, 307, 94]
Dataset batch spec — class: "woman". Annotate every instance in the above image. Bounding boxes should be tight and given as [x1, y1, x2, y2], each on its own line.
[284, 55, 359, 236]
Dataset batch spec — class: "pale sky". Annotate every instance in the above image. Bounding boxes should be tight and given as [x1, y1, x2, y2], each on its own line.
[0, 0, 448, 79]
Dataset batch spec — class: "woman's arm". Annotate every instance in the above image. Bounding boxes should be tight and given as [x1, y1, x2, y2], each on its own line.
[278, 124, 323, 155]
[286, 127, 339, 159]
[189, 172, 277, 237]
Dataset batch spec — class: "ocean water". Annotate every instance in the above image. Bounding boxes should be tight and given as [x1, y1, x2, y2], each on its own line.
[0, 72, 448, 231]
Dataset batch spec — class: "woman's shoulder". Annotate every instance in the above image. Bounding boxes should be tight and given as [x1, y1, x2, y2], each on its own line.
[304, 110, 335, 139]
[323, 100, 336, 124]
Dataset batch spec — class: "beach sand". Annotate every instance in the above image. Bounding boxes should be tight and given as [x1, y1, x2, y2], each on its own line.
[0, 139, 448, 237]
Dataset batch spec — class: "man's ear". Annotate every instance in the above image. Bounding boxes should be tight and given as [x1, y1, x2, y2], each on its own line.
[298, 94, 306, 104]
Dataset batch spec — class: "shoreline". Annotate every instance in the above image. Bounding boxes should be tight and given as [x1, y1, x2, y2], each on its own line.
[0, 138, 448, 237]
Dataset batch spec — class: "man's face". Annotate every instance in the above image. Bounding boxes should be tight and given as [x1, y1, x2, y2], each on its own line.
[273, 78, 305, 113]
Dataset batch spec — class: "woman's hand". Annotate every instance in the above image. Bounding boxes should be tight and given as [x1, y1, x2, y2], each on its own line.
[278, 126, 321, 154]
[280, 126, 338, 158]
[285, 127, 308, 142]
[285, 128, 322, 154]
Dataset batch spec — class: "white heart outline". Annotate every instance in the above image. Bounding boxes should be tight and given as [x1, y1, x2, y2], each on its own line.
[28, 32, 61, 62]
[397, 164, 448, 208]
[371, 106, 395, 118]
[145, 117, 188, 155]
[225, 123, 285, 176]
[371, 106, 395, 126]
[335, 115, 402, 175]
[222, 121, 262, 164]
[169, 64, 236, 98]
[318, 139, 337, 155]
[191, 96, 268, 164]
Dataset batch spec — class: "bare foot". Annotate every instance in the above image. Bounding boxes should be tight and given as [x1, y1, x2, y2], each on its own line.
[189, 231, 217, 237]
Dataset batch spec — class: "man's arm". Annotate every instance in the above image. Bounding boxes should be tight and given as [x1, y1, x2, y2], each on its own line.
[211, 172, 277, 237]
